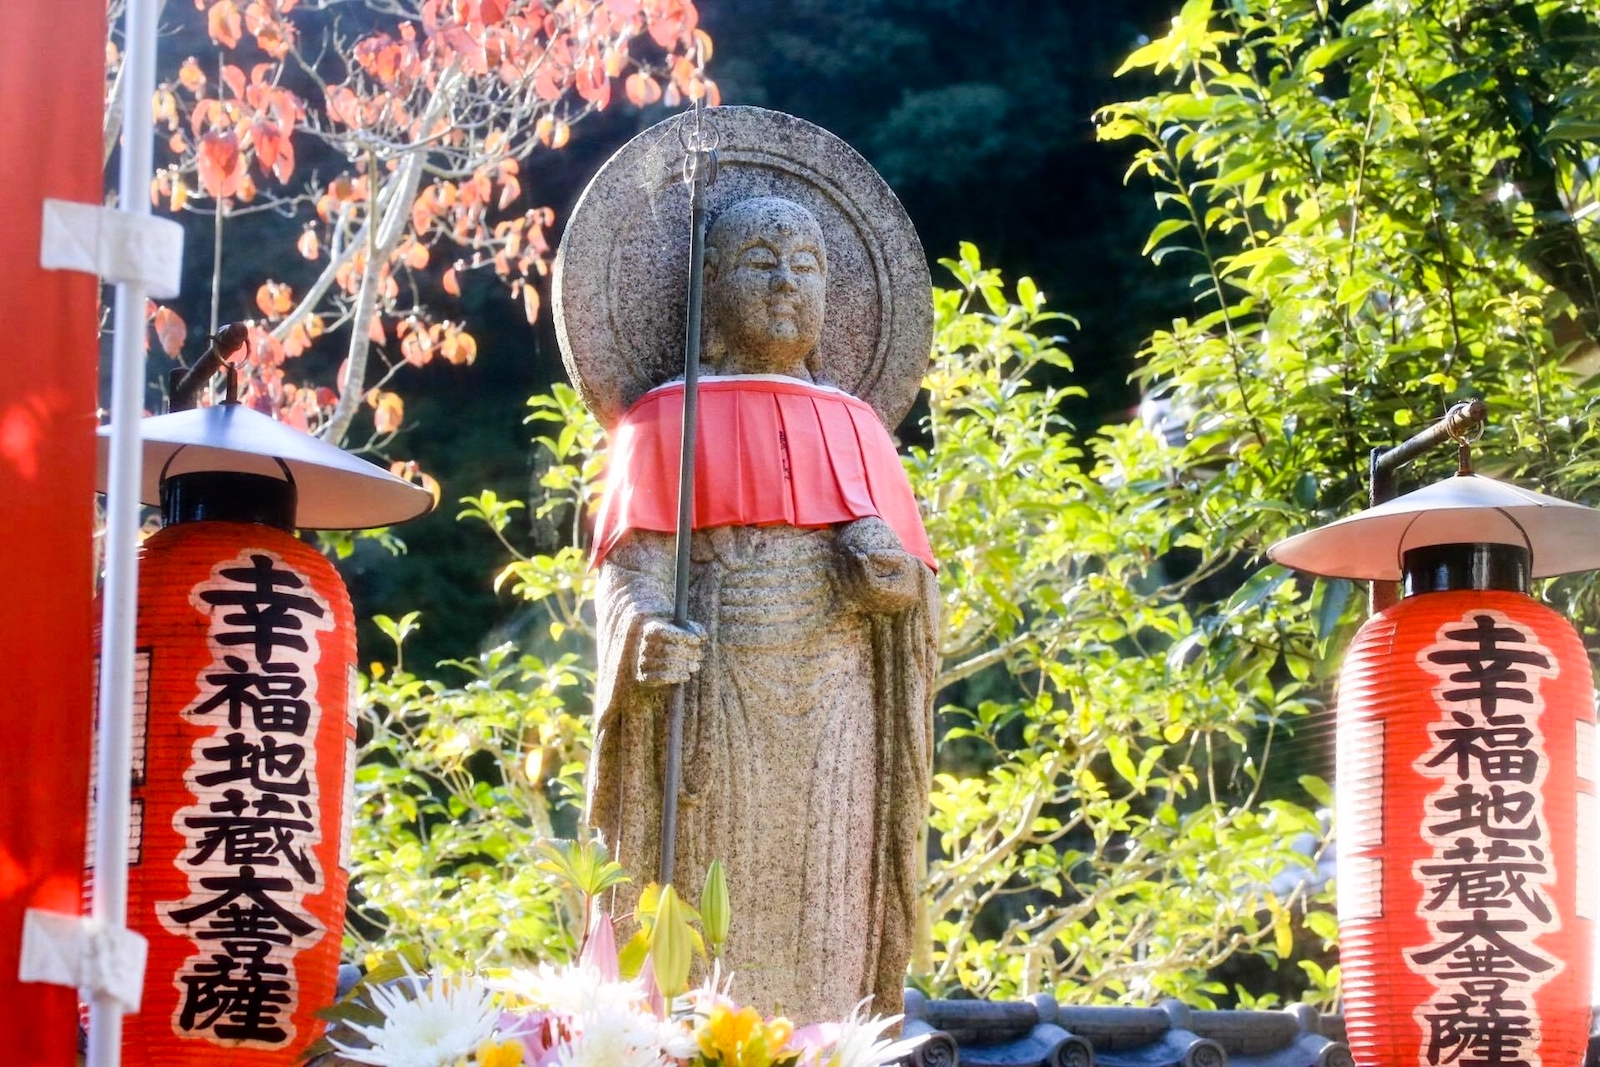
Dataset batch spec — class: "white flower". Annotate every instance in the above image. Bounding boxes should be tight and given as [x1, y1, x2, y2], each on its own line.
[554, 1004, 667, 1067]
[327, 971, 500, 1067]
[502, 962, 650, 1018]
[816, 999, 925, 1067]
[656, 1016, 701, 1061]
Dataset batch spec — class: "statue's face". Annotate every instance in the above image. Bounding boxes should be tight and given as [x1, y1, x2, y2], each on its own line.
[705, 198, 826, 375]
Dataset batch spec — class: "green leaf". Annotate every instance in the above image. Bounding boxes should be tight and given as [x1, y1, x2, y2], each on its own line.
[1309, 579, 1351, 643]
[618, 929, 650, 979]
[1300, 37, 1365, 74]
[1298, 775, 1335, 808]
[1546, 117, 1600, 142]
[534, 838, 631, 898]
[1142, 217, 1194, 256]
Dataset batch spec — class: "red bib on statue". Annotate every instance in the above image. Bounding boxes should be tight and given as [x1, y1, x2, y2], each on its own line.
[591, 376, 936, 569]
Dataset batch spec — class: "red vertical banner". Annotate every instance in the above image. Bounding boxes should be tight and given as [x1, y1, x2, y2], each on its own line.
[0, 0, 109, 1063]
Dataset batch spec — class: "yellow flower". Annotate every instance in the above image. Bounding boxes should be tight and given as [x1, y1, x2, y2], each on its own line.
[476, 1037, 527, 1067]
[696, 1004, 796, 1067]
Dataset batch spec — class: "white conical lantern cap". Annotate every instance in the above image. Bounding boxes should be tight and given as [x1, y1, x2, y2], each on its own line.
[95, 404, 434, 530]
[1269, 472, 1600, 581]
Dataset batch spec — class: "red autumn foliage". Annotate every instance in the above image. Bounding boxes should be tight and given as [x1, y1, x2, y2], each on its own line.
[151, 304, 188, 357]
[132, 0, 714, 460]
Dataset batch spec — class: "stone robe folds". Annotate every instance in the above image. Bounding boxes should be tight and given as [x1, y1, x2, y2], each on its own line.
[587, 377, 938, 1023]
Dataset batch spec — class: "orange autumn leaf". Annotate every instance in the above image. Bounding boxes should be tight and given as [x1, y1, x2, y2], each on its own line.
[575, 62, 611, 108]
[367, 315, 386, 343]
[251, 120, 282, 170]
[177, 57, 207, 93]
[208, 0, 243, 48]
[152, 305, 187, 357]
[691, 76, 720, 106]
[522, 283, 541, 324]
[441, 329, 477, 365]
[282, 322, 311, 357]
[221, 63, 246, 100]
[270, 138, 296, 183]
[400, 326, 434, 367]
[624, 72, 661, 107]
[443, 267, 461, 296]
[533, 61, 566, 102]
[297, 228, 320, 260]
[404, 241, 429, 270]
[197, 130, 246, 198]
[324, 85, 361, 128]
[370, 390, 404, 435]
[255, 281, 293, 319]
[498, 174, 521, 210]
[411, 189, 437, 235]
[387, 459, 439, 504]
[168, 130, 188, 154]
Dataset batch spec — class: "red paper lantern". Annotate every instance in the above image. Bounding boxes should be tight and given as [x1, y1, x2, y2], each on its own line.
[1336, 544, 1595, 1067]
[109, 475, 355, 1063]
[90, 402, 431, 1062]
[1272, 470, 1600, 1067]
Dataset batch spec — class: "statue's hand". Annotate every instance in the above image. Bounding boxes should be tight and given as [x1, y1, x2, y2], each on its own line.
[635, 618, 706, 686]
[837, 517, 922, 614]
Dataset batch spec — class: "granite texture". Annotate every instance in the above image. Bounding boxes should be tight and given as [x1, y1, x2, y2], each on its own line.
[552, 106, 932, 430]
[580, 188, 938, 1022]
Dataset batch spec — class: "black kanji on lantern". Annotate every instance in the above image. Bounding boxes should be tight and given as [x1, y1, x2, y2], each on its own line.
[197, 554, 326, 665]
[167, 550, 331, 1048]
[189, 655, 312, 734]
[1426, 614, 1552, 722]
[1411, 611, 1561, 1067]
[176, 939, 293, 1042]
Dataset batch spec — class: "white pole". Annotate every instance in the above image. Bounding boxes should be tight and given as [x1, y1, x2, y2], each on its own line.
[89, 0, 159, 1060]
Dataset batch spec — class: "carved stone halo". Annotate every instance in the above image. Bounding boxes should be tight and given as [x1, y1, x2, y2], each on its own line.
[553, 106, 933, 430]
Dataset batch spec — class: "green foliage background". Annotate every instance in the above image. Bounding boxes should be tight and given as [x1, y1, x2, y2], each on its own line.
[344, 0, 1600, 1010]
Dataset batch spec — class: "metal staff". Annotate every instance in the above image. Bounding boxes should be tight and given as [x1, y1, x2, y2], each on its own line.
[92, 0, 162, 1063]
[660, 109, 718, 888]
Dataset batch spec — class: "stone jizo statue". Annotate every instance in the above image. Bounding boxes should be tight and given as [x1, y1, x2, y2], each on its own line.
[553, 108, 937, 1025]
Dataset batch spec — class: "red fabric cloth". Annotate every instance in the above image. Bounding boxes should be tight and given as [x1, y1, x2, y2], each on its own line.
[0, 0, 105, 1061]
[591, 377, 935, 570]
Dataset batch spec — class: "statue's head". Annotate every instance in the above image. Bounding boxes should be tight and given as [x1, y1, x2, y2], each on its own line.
[703, 197, 827, 377]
